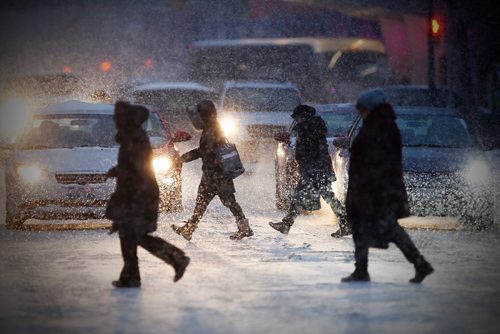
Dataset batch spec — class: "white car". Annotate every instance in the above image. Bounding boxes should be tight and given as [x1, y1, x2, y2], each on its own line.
[218, 80, 302, 161]
[3, 100, 191, 229]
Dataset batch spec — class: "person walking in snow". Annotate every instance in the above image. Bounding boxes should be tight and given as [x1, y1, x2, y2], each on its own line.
[269, 104, 350, 237]
[342, 89, 433, 283]
[171, 100, 253, 241]
[106, 101, 190, 288]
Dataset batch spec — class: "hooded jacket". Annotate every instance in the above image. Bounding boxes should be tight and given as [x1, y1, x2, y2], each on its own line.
[295, 114, 334, 178]
[346, 103, 410, 247]
[106, 102, 159, 235]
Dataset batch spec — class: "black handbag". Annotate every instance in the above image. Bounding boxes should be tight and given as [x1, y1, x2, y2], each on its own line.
[216, 140, 245, 179]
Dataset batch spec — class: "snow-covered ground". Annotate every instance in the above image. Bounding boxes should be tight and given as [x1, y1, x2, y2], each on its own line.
[0, 150, 499, 334]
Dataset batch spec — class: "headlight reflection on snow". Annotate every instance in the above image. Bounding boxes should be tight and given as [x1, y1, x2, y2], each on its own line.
[17, 164, 44, 183]
[152, 156, 172, 174]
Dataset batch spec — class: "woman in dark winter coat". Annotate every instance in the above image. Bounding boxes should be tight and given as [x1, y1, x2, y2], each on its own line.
[269, 104, 349, 237]
[106, 101, 190, 288]
[343, 89, 433, 283]
[171, 100, 253, 241]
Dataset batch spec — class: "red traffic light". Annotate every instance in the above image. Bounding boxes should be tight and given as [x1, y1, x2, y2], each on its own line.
[431, 17, 441, 37]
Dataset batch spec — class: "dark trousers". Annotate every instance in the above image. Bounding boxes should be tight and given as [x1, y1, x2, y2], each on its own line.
[190, 183, 245, 224]
[285, 181, 345, 225]
[353, 224, 422, 272]
[118, 227, 185, 282]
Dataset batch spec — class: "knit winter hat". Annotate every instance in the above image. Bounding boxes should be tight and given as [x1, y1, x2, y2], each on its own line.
[355, 88, 387, 111]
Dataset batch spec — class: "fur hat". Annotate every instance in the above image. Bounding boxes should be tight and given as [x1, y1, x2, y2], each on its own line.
[355, 88, 387, 111]
[114, 101, 149, 129]
[291, 104, 316, 119]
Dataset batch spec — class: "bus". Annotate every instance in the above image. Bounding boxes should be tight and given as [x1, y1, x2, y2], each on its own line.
[187, 37, 391, 103]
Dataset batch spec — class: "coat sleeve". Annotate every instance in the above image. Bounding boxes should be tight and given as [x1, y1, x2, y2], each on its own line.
[180, 148, 201, 163]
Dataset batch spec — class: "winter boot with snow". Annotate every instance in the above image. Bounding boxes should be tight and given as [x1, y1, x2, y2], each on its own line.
[173, 255, 190, 282]
[230, 218, 254, 240]
[331, 215, 351, 238]
[269, 218, 293, 234]
[171, 220, 198, 241]
[410, 256, 434, 283]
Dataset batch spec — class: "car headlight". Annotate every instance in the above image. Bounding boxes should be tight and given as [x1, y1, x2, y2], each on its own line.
[152, 156, 172, 174]
[461, 159, 491, 187]
[219, 117, 238, 137]
[17, 164, 44, 183]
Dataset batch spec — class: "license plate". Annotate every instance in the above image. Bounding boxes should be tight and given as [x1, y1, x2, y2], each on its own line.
[66, 185, 95, 201]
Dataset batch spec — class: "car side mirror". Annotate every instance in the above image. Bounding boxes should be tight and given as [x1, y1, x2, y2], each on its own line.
[333, 136, 349, 149]
[173, 130, 192, 142]
[274, 132, 290, 144]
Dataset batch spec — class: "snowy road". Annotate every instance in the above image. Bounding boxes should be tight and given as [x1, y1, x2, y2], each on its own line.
[1, 153, 500, 334]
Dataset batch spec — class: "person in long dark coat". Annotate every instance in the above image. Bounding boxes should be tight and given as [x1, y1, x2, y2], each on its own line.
[106, 101, 190, 288]
[171, 100, 253, 241]
[269, 105, 350, 237]
[343, 89, 433, 283]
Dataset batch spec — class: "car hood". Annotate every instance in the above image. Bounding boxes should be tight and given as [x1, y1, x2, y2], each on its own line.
[220, 111, 291, 126]
[402, 147, 471, 172]
[13, 147, 119, 173]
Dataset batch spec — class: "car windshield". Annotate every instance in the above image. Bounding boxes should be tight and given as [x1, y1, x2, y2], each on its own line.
[396, 114, 473, 148]
[321, 111, 357, 137]
[384, 89, 459, 108]
[18, 112, 168, 149]
[223, 87, 301, 112]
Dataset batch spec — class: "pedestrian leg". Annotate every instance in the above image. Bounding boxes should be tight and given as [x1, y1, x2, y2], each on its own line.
[138, 235, 190, 282]
[219, 192, 253, 239]
[342, 237, 370, 282]
[392, 225, 434, 283]
[171, 186, 216, 240]
[321, 189, 351, 237]
[113, 226, 141, 287]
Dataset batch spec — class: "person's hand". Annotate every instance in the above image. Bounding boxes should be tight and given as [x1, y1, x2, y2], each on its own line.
[106, 166, 118, 178]
[173, 157, 183, 169]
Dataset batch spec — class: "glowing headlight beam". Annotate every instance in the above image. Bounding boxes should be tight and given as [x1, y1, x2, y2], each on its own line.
[219, 118, 238, 136]
[462, 159, 491, 187]
[153, 156, 172, 174]
[17, 165, 43, 183]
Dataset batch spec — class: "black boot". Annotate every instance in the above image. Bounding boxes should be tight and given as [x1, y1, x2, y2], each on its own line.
[230, 218, 254, 240]
[269, 218, 292, 234]
[173, 255, 190, 282]
[331, 215, 351, 238]
[112, 279, 141, 288]
[341, 267, 370, 282]
[410, 257, 434, 283]
[171, 220, 198, 241]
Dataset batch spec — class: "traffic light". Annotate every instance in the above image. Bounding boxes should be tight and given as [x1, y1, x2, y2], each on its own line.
[430, 16, 442, 42]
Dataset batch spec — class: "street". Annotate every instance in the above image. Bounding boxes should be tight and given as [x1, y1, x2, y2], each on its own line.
[1, 153, 500, 334]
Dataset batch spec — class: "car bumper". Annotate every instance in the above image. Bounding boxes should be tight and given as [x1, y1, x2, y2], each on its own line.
[7, 173, 181, 220]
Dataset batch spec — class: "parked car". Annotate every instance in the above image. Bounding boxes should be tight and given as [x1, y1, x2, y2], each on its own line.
[274, 103, 357, 210]
[218, 80, 302, 161]
[128, 81, 219, 134]
[331, 106, 495, 229]
[380, 85, 463, 108]
[3, 100, 191, 229]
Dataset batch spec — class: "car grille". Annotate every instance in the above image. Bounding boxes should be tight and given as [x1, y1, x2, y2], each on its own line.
[55, 173, 108, 185]
[246, 125, 287, 138]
